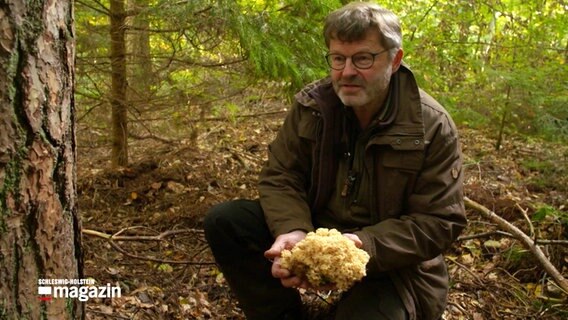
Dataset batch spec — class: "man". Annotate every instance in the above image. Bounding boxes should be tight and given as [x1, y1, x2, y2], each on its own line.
[204, 2, 467, 319]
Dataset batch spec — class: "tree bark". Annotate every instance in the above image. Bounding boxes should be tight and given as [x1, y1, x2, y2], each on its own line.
[110, 0, 128, 167]
[0, 1, 83, 319]
[128, 0, 152, 97]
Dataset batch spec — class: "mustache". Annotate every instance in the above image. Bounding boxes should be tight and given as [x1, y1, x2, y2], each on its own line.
[337, 76, 364, 86]
[338, 80, 364, 86]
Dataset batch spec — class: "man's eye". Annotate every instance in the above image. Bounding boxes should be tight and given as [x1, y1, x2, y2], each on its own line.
[332, 56, 346, 63]
[353, 55, 372, 64]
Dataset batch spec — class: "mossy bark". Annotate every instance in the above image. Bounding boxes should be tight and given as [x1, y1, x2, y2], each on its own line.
[0, 1, 83, 319]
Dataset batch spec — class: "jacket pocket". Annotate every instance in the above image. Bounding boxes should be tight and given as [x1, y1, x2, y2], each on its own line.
[382, 149, 424, 172]
[378, 148, 424, 218]
[298, 111, 320, 141]
[380, 133, 425, 168]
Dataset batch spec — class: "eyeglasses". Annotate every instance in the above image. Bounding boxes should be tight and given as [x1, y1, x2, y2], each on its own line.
[325, 49, 389, 70]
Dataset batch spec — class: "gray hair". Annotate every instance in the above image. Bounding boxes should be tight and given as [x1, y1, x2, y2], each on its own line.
[323, 2, 402, 58]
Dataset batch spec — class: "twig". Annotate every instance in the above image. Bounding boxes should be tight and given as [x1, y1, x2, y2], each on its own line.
[446, 301, 468, 314]
[82, 228, 214, 265]
[465, 196, 568, 295]
[457, 230, 513, 241]
[457, 231, 568, 246]
[516, 203, 535, 239]
[82, 228, 203, 241]
[313, 290, 334, 305]
[228, 148, 250, 171]
[535, 239, 568, 245]
[107, 240, 215, 265]
[446, 256, 484, 285]
[186, 110, 287, 123]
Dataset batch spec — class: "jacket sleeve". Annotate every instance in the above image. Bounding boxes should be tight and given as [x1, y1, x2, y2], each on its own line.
[258, 102, 316, 236]
[355, 105, 467, 272]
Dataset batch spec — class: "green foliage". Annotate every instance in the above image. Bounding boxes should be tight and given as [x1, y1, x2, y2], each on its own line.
[74, 0, 568, 145]
[521, 157, 567, 191]
[223, 0, 340, 91]
[503, 244, 528, 265]
[531, 204, 567, 224]
[537, 114, 568, 142]
[74, 0, 341, 142]
[392, 0, 567, 142]
[521, 158, 556, 175]
[212, 102, 241, 123]
[157, 263, 173, 273]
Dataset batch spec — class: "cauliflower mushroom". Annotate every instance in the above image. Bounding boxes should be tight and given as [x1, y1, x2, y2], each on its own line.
[280, 228, 370, 291]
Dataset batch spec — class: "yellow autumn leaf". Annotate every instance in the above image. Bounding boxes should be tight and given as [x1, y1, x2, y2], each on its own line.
[525, 283, 543, 297]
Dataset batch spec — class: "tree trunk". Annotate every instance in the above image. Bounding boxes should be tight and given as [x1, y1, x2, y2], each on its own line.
[495, 84, 511, 151]
[110, 0, 128, 167]
[128, 0, 153, 98]
[0, 1, 83, 319]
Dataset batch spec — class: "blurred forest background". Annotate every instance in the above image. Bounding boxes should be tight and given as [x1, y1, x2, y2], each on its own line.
[75, 0, 567, 167]
[72, 0, 567, 319]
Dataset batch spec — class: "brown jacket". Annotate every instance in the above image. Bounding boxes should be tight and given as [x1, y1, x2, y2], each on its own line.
[258, 65, 467, 320]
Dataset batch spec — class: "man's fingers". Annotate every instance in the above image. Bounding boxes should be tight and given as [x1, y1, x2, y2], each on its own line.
[343, 233, 363, 248]
[271, 258, 291, 278]
[264, 247, 279, 259]
[280, 275, 302, 288]
[264, 240, 285, 259]
[265, 230, 308, 259]
[269, 258, 302, 288]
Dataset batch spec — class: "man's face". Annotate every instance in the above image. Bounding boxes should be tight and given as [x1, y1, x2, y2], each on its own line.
[329, 30, 398, 110]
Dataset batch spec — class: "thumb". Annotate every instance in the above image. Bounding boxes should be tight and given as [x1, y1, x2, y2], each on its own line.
[264, 242, 283, 259]
[343, 233, 363, 248]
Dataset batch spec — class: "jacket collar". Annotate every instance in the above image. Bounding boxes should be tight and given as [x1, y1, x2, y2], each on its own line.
[295, 64, 423, 134]
[295, 77, 338, 110]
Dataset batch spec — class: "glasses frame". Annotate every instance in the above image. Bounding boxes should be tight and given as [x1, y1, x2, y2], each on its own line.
[325, 49, 390, 70]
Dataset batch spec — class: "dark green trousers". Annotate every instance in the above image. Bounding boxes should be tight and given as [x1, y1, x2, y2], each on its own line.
[204, 199, 409, 320]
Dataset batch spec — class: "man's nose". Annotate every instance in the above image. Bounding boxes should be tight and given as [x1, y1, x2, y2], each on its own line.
[342, 58, 358, 76]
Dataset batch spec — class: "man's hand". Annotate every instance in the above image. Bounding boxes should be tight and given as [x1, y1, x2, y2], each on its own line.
[264, 230, 364, 291]
[343, 233, 363, 248]
[264, 230, 307, 288]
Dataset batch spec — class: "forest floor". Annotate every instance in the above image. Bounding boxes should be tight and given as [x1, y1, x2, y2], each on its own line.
[77, 105, 567, 320]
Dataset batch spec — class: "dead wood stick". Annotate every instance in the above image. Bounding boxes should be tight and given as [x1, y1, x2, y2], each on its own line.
[107, 240, 215, 265]
[464, 196, 568, 295]
[82, 228, 203, 241]
[82, 228, 214, 265]
[457, 231, 568, 245]
[187, 110, 287, 123]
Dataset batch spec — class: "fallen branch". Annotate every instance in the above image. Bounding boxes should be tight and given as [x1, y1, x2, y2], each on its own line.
[82, 227, 214, 265]
[107, 240, 214, 265]
[82, 227, 203, 241]
[516, 203, 535, 239]
[187, 110, 287, 123]
[464, 196, 568, 295]
[458, 230, 514, 241]
[446, 256, 484, 285]
[457, 231, 568, 246]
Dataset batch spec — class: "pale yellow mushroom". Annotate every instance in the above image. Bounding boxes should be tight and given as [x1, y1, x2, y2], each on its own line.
[280, 228, 370, 291]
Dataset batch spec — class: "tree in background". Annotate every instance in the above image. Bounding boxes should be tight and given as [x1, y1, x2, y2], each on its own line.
[388, 0, 567, 145]
[75, 0, 338, 167]
[110, 0, 128, 166]
[74, 0, 567, 167]
[0, 0, 83, 319]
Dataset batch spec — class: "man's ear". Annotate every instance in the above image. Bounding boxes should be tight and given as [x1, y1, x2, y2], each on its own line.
[391, 49, 404, 74]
